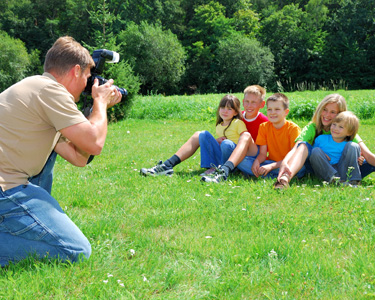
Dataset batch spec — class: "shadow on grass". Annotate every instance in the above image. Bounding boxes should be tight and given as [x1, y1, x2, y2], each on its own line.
[174, 169, 375, 189]
[0, 254, 81, 274]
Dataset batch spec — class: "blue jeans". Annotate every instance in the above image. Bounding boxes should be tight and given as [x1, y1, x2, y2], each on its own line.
[237, 154, 306, 179]
[361, 161, 375, 178]
[199, 131, 236, 168]
[0, 152, 91, 267]
[309, 142, 361, 182]
[29, 151, 58, 194]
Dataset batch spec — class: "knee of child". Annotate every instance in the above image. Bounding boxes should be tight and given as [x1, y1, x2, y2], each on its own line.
[220, 139, 234, 148]
[310, 147, 321, 158]
[198, 130, 210, 142]
[344, 142, 360, 154]
[198, 130, 208, 138]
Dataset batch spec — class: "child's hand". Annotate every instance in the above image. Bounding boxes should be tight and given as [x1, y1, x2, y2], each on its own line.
[251, 160, 260, 177]
[358, 155, 365, 166]
[216, 136, 227, 145]
[258, 165, 272, 177]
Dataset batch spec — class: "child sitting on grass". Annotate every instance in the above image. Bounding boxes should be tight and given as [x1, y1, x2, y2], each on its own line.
[309, 111, 361, 186]
[235, 93, 303, 182]
[201, 85, 268, 182]
[140, 94, 247, 177]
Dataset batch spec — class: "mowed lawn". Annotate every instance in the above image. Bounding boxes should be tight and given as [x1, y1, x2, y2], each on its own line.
[1, 90, 375, 299]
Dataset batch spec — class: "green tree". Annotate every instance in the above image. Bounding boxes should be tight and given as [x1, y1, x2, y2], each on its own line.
[118, 22, 186, 95]
[83, 0, 140, 121]
[0, 0, 67, 54]
[232, 8, 260, 38]
[183, 1, 235, 93]
[214, 32, 275, 92]
[259, 3, 326, 90]
[0, 0, 93, 67]
[0, 31, 35, 92]
[322, 0, 375, 89]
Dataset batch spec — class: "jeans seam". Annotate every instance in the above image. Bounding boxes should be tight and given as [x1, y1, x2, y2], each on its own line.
[5, 195, 77, 261]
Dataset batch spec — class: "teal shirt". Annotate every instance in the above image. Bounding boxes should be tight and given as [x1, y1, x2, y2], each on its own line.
[295, 122, 361, 145]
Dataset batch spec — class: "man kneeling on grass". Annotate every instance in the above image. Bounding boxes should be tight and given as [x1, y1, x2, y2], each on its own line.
[0, 36, 121, 267]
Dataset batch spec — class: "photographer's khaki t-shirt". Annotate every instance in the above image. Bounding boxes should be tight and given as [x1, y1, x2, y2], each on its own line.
[0, 73, 87, 191]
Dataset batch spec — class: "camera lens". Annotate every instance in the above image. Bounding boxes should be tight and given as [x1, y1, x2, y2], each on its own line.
[117, 87, 128, 96]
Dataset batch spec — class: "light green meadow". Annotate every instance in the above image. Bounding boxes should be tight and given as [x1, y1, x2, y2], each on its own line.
[1, 90, 375, 299]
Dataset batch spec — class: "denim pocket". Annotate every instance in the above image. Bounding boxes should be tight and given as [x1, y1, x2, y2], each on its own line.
[0, 206, 48, 241]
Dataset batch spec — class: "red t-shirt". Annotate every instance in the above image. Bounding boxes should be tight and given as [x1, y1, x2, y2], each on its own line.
[241, 111, 268, 141]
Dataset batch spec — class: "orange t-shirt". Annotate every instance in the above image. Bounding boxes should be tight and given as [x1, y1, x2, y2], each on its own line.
[256, 120, 301, 162]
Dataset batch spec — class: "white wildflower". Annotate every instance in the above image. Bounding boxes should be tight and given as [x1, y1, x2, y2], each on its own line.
[268, 249, 278, 259]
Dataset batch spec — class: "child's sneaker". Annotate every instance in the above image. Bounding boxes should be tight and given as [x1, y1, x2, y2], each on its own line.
[140, 161, 174, 176]
[201, 166, 227, 183]
[200, 167, 216, 176]
[329, 176, 341, 185]
[342, 180, 361, 187]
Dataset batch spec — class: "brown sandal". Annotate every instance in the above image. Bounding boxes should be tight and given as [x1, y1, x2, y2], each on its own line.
[273, 174, 290, 190]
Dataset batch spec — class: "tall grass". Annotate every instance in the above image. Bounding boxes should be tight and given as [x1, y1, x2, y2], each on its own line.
[1, 91, 375, 299]
[129, 90, 375, 123]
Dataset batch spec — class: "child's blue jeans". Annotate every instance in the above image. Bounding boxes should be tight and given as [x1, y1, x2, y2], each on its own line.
[199, 131, 235, 168]
[237, 155, 306, 179]
[310, 142, 362, 182]
[0, 152, 91, 267]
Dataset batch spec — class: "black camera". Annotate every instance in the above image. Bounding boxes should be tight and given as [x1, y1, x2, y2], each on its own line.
[82, 49, 128, 117]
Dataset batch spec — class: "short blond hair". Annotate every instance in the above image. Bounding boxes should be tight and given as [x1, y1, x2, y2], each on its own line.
[333, 111, 359, 141]
[266, 93, 289, 109]
[243, 85, 266, 101]
[44, 36, 94, 76]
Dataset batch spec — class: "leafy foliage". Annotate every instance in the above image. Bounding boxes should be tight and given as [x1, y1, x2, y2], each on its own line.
[214, 32, 275, 92]
[119, 22, 186, 95]
[1, 0, 375, 98]
[0, 31, 35, 92]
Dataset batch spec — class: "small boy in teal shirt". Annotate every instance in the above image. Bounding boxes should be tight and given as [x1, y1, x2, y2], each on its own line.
[310, 111, 361, 185]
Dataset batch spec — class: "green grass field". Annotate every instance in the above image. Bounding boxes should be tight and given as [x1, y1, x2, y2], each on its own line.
[1, 90, 375, 299]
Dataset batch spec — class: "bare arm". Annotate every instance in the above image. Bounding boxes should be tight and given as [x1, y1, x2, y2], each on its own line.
[59, 78, 121, 156]
[359, 141, 375, 166]
[54, 137, 90, 167]
[258, 160, 282, 177]
[252, 145, 267, 177]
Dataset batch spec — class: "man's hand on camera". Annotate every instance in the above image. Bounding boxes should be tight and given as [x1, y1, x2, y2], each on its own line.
[92, 78, 122, 108]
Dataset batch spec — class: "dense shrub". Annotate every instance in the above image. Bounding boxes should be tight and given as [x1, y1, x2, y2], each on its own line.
[0, 31, 35, 92]
[214, 32, 275, 92]
[118, 22, 186, 95]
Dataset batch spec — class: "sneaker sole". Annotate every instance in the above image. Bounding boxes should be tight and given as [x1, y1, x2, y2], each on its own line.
[140, 169, 174, 177]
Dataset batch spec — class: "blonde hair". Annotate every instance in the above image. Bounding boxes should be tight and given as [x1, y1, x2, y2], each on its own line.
[266, 93, 289, 109]
[312, 93, 347, 137]
[216, 94, 243, 138]
[44, 36, 95, 76]
[243, 85, 266, 101]
[332, 111, 359, 141]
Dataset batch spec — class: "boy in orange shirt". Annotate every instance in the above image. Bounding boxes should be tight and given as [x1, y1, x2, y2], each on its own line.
[236, 93, 305, 179]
